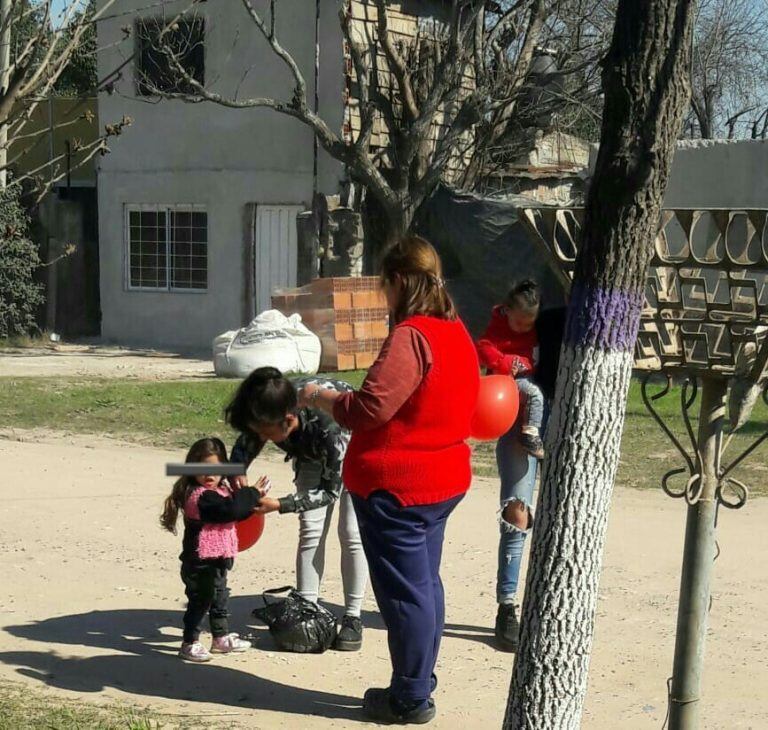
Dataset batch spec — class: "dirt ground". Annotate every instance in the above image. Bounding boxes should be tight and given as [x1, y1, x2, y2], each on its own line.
[0, 344, 215, 380]
[0, 432, 766, 729]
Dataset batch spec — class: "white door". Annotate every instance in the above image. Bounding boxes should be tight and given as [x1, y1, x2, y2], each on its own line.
[254, 205, 302, 314]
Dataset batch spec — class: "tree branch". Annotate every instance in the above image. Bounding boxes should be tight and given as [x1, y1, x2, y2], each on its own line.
[239, 0, 308, 110]
[409, 2, 478, 150]
[339, 3, 375, 152]
[3, 119, 129, 202]
[420, 91, 483, 196]
[373, 0, 419, 121]
[151, 6, 398, 214]
[473, 4, 486, 88]
[725, 106, 755, 138]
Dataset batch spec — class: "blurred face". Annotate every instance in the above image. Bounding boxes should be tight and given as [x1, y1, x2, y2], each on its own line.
[195, 453, 223, 488]
[506, 306, 538, 334]
[251, 413, 299, 444]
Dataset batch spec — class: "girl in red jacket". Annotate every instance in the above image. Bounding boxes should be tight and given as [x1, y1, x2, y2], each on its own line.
[477, 280, 545, 458]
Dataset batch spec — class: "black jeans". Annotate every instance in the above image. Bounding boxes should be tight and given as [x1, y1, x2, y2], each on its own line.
[180, 562, 230, 643]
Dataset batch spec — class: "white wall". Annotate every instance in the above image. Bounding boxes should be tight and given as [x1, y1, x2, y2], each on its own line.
[663, 139, 768, 209]
[96, 0, 344, 349]
[589, 139, 768, 209]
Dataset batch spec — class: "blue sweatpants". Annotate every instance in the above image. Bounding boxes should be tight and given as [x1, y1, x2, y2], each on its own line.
[351, 490, 463, 705]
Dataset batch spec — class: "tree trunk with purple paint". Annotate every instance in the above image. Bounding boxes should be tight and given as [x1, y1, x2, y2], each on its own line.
[504, 2, 697, 727]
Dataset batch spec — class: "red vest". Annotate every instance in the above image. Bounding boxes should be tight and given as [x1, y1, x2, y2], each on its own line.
[343, 315, 480, 506]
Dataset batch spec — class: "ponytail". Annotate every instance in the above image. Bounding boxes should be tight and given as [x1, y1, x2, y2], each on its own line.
[161, 478, 189, 534]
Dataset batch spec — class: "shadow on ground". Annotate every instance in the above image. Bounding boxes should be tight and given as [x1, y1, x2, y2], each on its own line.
[1, 596, 500, 719]
[0, 597, 360, 721]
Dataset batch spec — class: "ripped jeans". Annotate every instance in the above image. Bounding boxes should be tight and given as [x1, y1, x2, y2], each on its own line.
[496, 419, 539, 604]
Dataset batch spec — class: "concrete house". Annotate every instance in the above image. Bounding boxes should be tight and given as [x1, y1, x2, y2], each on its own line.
[96, 0, 453, 350]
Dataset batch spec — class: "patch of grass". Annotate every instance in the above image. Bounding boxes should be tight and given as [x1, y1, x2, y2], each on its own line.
[0, 681, 162, 730]
[0, 332, 52, 349]
[0, 372, 368, 453]
[0, 375, 765, 495]
[0, 377, 239, 448]
[618, 381, 768, 495]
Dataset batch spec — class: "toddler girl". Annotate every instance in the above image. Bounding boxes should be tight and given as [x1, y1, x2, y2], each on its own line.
[161, 437, 266, 662]
[477, 280, 545, 458]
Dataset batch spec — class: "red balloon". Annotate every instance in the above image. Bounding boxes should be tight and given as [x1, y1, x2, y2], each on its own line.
[236, 512, 265, 552]
[470, 375, 519, 441]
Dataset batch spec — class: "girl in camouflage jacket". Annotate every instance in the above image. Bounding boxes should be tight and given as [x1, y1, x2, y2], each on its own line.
[226, 368, 368, 652]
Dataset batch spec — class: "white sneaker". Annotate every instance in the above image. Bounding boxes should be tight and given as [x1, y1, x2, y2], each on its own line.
[211, 633, 252, 654]
[179, 641, 212, 662]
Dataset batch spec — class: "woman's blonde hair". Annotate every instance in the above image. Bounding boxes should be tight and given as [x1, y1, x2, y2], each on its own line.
[380, 235, 457, 324]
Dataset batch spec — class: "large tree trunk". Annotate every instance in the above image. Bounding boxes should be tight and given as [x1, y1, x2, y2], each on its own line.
[504, 2, 696, 728]
[360, 187, 421, 273]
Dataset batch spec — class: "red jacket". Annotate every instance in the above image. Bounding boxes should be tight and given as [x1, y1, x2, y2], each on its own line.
[342, 315, 480, 506]
[476, 306, 538, 376]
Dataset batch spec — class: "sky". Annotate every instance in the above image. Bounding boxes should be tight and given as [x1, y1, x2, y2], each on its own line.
[50, 0, 87, 27]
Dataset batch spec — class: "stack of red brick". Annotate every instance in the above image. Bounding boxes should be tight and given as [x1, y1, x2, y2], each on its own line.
[271, 277, 389, 371]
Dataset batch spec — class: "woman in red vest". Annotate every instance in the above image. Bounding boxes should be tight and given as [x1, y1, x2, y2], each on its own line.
[300, 235, 480, 725]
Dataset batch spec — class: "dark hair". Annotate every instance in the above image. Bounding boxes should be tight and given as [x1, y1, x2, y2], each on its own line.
[380, 235, 457, 324]
[224, 366, 297, 433]
[160, 437, 228, 534]
[505, 279, 540, 313]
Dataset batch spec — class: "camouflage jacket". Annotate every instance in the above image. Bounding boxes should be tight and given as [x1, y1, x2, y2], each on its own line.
[230, 377, 354, 514]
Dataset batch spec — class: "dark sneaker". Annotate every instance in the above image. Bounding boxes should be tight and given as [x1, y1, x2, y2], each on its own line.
[334, 615, 363, 652]
[520, 432, 544, 460]
[495, 603, 520, 652]
[363, 688, 436, 725]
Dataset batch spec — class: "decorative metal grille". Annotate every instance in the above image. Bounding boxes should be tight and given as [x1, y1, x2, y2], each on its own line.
[520, 207, 768, 375]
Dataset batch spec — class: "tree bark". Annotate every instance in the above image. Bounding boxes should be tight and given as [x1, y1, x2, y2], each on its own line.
[504, 2, 696, 728]
[360, 191, 413, 271]
[0, 0, 11, 189]
[690, 94, 713, 139]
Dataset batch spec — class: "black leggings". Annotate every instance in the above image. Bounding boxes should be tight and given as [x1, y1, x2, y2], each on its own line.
[180, 562, 230, 643]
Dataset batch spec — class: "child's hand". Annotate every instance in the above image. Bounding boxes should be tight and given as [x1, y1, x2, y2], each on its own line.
[253, 475, 272, 496]
[254, 497, 281, 514]
[230, 475, 247, 490]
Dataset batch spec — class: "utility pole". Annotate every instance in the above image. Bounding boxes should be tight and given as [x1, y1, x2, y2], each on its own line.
[668, 376, 728, 729]
[46, 96, 58, 334]
[0, 0, 12, 189]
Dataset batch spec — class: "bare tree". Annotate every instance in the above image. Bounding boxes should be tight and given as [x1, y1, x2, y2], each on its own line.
[687, 0, 768, 139]
[0, 0, 131, 193]
[464, 0, 615, 184]
[503, 0, 697, 727]
[141, 0, 609, 254]
[516, 0, 768, 143]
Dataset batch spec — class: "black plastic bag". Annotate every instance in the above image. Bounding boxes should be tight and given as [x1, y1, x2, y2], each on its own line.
[252, 586, 338, 653]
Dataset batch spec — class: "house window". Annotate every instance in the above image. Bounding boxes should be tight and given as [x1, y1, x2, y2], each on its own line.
[127, 206, 208, 291]
[135, 16, 205, 96]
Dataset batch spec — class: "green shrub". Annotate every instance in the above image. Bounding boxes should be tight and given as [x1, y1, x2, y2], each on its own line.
[0, 182, 43, 338]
